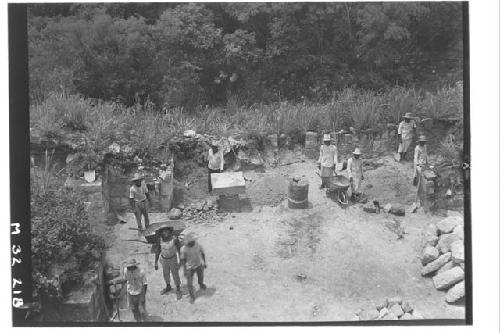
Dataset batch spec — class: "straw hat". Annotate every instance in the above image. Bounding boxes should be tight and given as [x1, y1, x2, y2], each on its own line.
[403, 113, 413, 119]
[130, 173, 143, 182]
[353, 148, 361, 155]
[323, 134, 331, 142]
[184, 232, 197, 243]
[125, 258, 139, 267]
[418, 135, 427, 142]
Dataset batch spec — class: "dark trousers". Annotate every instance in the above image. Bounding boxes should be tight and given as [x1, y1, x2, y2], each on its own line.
[128, 292, 146, 322]
[134, 200, 150, 229]
[186, 266, 204, 298]
[208, 168, 221, 192]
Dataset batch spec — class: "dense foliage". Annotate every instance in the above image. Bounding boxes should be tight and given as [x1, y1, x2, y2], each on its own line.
[31, 186, 105, 301]
[29, 2, 464, 108]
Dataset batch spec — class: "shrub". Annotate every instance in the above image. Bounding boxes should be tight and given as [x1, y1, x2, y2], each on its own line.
[31, 187, 105, 303]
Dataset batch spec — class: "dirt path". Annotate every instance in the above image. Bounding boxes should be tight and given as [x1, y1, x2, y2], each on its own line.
[105, 152, 465, 322]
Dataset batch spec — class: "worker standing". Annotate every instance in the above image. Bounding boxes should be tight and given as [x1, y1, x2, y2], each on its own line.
[397, 113, 417, 161]
[180, 233, 207, 304]
[122, 259, 148, 322]
[153, 228, 182, 300]
[207, 142, 224, 192]
[347, 148, 364, 200]
[414, 135, 429, 208]
[317, 134, 338, 189]
[129, 173, 152, 235]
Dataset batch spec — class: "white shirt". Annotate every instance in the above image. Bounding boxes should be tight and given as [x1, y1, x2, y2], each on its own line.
[129, 182, 148, 202]
[398, 120, 416, 140]
[347, 157, 363, 178]
[123, 267, 147, 295]
[414, 145, 428, 171]
[318, 144, 338, 168]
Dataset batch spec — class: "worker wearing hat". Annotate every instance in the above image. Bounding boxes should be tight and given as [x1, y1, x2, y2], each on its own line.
[122, 258, 148, 322]
[129, 172, 152, 234]
[347, 148, 364, 199]
[180, 232, 207, 304]
[414, 135, 429, 208]
[153, 227, 182, 300]
[317, 134, 338, 189]
[397, 113, 417, 161]
[207, 141, 224, 192]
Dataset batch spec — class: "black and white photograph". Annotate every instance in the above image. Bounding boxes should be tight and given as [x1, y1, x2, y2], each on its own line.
[7, 0, 495, 327]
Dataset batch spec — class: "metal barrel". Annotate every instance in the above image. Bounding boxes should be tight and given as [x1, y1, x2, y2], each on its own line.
[288, 178, 309, 209]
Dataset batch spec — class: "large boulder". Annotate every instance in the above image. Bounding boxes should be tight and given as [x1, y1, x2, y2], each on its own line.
[437, 261, 456, 275]
[421, 246, 439, 265]
[421, 252, 452, 276]
[382, 312, 398, 320]
[445, 281, 465, 303]
[450, 241, 464, 263]
[433, 266, 464, 290]
[437, 233, 461, 254]
[452, 225, 464, 240]
[437, 216, 463, 234]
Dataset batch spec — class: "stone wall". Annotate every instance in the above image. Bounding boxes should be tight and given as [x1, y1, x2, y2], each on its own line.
[39, 262, 109, 322]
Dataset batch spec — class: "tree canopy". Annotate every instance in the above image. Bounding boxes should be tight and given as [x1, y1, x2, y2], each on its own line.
[28, 2, 464, 108]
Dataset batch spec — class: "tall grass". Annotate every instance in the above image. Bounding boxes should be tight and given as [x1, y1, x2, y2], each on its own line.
[30, 84, 463, 156]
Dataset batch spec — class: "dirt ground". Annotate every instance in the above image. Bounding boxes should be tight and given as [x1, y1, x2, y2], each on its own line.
[105, 150, 465, 322]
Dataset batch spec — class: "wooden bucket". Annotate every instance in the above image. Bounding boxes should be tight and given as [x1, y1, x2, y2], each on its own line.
[288, 178, 309, 209]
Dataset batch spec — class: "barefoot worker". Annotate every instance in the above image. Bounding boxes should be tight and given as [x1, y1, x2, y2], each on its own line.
[129, 173, 152, 234]
[207, 142, 224, 192]
[397, 113, 417, 161]
[317, 134, 338, 189]
[414, 135, 429, 208]
[153, 228, 182, 300]
[122, 258, 148, 322]
[180, 233, 207, 304]
[347, 148, 364, 200]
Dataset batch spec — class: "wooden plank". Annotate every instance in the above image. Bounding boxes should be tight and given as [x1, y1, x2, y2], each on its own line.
[211, 172, 246, 196]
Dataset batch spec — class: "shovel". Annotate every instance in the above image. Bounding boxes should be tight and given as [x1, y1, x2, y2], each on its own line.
[394, 142, 402, 162]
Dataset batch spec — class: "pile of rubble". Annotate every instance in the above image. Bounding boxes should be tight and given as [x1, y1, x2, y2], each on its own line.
[168, 198, 226, 224]
[353, 296, 424, 321]
[420, 212, 465, 303]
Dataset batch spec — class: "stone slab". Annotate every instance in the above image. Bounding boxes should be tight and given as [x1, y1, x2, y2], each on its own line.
[211, 172, 246, 196]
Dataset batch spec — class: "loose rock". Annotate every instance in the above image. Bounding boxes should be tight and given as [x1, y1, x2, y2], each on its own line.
[383, 204, 392, 213]
[400, 313, 415, 320]
[437, 233, 461, 254]
[421, 252, 452, 276]
[437, 216, 463, 234]
[412, 310, 424, 319]
[363, 203, 378, 213]
[390, 204, 406, 216]
[426, 224, 439, 237]
[421, 245, 439, 265]
[445, 281, 465, 303]
[425, 234, 439, 247]
[389, 304, 404, 318]
[450, 241, 464, 263]
[433, 266, 464, 290]
[168, 208, 182, 220]
[378, 308, 389, 319]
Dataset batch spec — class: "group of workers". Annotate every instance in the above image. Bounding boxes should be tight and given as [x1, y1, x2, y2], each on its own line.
[120, 230, 207, 321]
[316, 112, 429, 206]
[122, 117, 429, 321]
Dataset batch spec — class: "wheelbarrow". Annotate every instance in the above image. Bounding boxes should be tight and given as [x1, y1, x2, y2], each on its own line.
[128, 220, 186, 244]
[326, 175, 351, 206]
